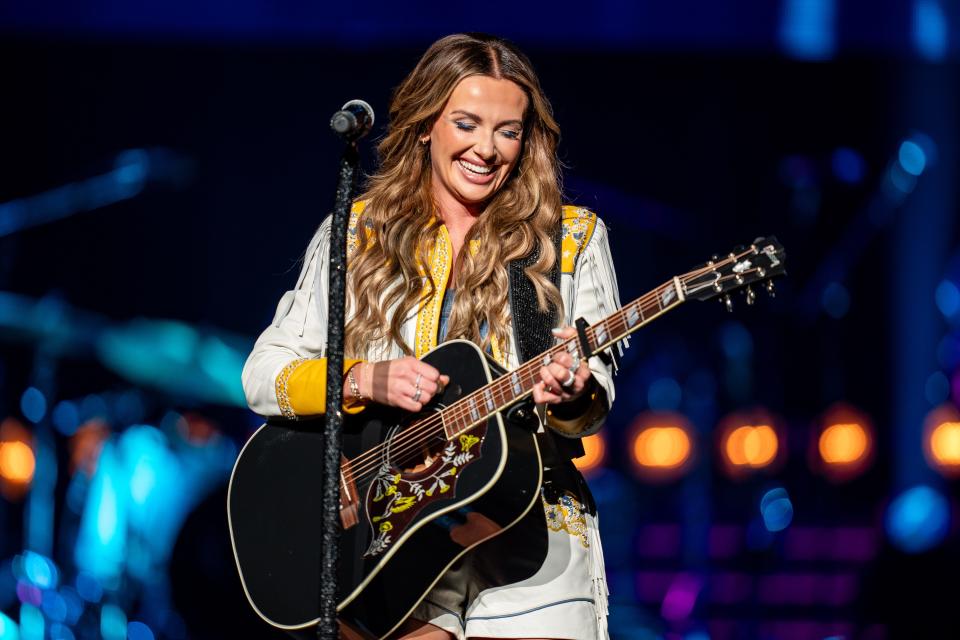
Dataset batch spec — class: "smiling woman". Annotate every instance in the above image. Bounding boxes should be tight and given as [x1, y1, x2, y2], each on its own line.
[240, 33, 625, 640]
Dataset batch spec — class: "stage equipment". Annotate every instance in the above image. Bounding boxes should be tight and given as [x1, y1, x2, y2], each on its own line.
[228, 238, 786, 638]
[0, 148, 194, 238]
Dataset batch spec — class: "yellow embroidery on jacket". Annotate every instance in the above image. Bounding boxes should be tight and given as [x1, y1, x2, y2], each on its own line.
[561, 205, 598, 274]
[542, 490, 590, 548]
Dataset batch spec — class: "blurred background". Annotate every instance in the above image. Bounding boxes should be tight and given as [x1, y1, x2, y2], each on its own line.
[2, 1, 960, 639]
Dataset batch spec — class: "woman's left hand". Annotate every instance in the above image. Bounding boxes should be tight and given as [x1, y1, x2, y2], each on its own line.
[532, 326, 593, 405]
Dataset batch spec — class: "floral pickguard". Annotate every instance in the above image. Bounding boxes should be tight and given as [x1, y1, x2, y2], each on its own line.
[363, 432, 484, 557]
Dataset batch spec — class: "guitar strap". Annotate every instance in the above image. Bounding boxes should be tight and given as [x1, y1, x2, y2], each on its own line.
[507, 222, 586, 462]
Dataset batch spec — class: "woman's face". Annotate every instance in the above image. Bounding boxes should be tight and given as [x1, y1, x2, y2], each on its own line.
[427, 75, 528, 213]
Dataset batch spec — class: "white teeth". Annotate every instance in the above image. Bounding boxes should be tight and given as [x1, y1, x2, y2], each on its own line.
[458, 159, 494, 175]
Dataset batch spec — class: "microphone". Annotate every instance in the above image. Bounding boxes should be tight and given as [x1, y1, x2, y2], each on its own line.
[330, 99, 375, 141]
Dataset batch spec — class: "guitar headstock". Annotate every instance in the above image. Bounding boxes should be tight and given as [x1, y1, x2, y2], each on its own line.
[681, 237, 786, 310]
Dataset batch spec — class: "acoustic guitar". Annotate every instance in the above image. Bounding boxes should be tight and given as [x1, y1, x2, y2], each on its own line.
[228, 238, 786, 638]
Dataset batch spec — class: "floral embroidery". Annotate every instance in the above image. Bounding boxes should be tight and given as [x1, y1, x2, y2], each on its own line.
[364, 439, 477, 557]
[560, 206, 597, 274]
[542, 490, 590, 549]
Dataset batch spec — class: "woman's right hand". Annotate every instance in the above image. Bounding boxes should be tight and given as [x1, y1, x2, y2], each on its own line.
[356, 357, 449, 412]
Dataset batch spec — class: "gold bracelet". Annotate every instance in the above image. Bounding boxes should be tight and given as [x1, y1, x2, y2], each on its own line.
[347, 364, 366, 402]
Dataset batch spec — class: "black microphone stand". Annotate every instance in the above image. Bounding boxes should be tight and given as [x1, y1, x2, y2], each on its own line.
[318, 102, 373, 640]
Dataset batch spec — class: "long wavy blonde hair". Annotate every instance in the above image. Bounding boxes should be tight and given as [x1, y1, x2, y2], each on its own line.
[345, 33, 564, 359]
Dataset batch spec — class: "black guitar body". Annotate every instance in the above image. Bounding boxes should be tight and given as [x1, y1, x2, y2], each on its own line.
[228, 340, 543, 638]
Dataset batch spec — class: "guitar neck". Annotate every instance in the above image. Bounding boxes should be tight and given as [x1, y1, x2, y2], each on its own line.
[439, 277, 687, 440]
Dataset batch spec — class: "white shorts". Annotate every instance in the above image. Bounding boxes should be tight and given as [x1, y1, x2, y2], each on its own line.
[410, 464, 610, 640]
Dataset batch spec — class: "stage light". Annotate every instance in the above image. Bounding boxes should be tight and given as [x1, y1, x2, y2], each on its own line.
[811, 404, 874, 481]
[718, 410, 784, 478]
[48, 623, 74, 640]
[660, 573, 702, 621]
[885, 485, 949, 553]
[19, 604, 41, 640]
[100, 604, 126, 640]
[819, 422, 869, 464]
[19, 388, 46, 425]
[74, 573, 102, 604]
[22, 553, 56, 589]
[760, 487, 794, 532]
[821, 282, 850, 319]
[51, 402, 80, 436]
[0, 419, 35, 497]
[831, 147, 866, 184]
[127, 621, 154, 640]
[924, 405, 960, 477]
[898, 140, 927, 176]
[647, 377, 681, 411]
[0, 612, 19, 640]
[573, 433, 606, 476]
[0, 442, 35, 485]
[936, 279, 960, 320]
[779, 0, 836, 60]
[914, 0, 948, 61]
[627, 412, 694, 482]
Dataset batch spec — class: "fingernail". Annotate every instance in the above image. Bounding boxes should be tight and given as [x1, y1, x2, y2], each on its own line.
[551, 327, 564, 335]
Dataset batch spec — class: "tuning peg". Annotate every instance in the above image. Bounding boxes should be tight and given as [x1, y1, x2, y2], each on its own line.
[745, 286, 756, 305]
[722, 294, 734, 312]
[766, 280, 776, 297]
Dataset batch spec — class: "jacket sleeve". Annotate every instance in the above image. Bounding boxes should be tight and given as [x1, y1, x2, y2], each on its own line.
[549, 216, 626, 437]
[241, 217, 336, 417]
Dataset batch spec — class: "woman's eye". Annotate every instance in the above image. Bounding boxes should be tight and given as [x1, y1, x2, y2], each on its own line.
[455, 121, 476, 131]
[500, 130, 521, 140]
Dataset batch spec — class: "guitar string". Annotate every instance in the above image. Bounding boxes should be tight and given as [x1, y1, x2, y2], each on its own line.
[340, 252, 767, 487]
[342, 265, 769, 491]
[335, 255, 741, 483]
[339, 256, 764, 487]
[340, 257, 767, 488]
[338, 278, 687, 485]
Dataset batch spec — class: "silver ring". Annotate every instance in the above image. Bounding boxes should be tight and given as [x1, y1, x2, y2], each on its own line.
[414, 373, 423, 388]
[562, 370, 576, 387]
[412, 386, 422, 403]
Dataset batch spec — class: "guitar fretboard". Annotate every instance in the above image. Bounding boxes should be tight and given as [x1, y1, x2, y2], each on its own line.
[438, 277, 686, 440]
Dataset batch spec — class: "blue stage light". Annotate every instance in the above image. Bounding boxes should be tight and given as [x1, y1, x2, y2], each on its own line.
[19, 388, 46, 424]
[74, 574, 102, 604]
[18, 604, 42, 640]
[127, 622, 155, 640]
[719, 321, 753, 359]
[760, 487, 794, 532]
[40, 590, 67, 623]
[48, 623, 74, 640]
[647, 377, 682, 411]
[51, 402, 80, 436]
[831, 147, 866, 184]
[779, 0, 836, 60]
[885, 485, 950, 553]
[938, 333, 960, 369]
[21, 554, 56, 590]
[936, 280, 960, 320]
[0, 613, 19, 640]
[821, 282, 850, 319]
[898, 140, 927, 176]
[100, 605, 126, 640]
[925, 372, 951, 405]
[58, 587, 83, 625]
[80, 395, 109, 422]
[914, 0, 948, 61]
